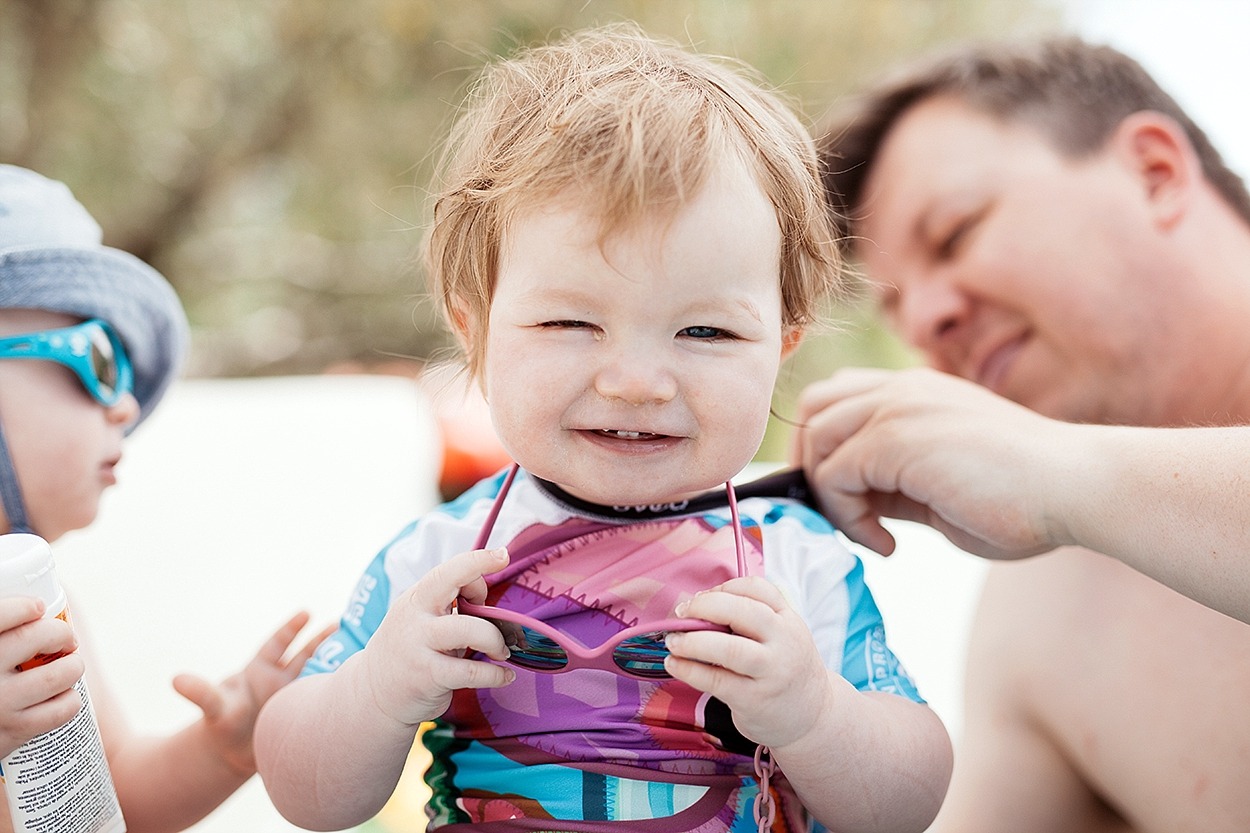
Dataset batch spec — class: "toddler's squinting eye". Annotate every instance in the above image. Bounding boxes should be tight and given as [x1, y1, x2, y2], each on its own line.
[540, 320, 594, 329]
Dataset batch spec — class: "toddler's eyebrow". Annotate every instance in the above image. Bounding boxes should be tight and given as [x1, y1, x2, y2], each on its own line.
[731, 298, 765, 324]
[514, 285, 598, 309]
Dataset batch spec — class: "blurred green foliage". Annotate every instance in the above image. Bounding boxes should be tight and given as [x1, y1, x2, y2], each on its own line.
[1, 0, 1061, 455]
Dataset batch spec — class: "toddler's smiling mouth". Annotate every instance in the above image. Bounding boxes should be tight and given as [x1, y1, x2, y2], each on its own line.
[595, 429, 665, 440]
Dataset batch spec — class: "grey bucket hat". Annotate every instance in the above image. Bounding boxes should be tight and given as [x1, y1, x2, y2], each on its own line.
[0, 164, 189, 424]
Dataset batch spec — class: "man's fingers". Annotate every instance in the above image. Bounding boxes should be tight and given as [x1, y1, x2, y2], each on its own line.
[793, 367, 897, 424]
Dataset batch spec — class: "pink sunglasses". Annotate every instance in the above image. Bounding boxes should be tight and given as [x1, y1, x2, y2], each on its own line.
[456, 465, 748, 678]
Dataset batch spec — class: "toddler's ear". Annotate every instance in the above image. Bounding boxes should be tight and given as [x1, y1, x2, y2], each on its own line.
[781, 326, 805, 360]
[448, 297, 476, 354]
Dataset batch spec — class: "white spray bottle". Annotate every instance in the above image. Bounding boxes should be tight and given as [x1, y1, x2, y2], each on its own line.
[0, 533, 125, 833]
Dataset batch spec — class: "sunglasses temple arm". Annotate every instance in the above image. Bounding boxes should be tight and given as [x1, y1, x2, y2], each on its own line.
[726, 480, 746, 578]
[473, 463, 521, 550]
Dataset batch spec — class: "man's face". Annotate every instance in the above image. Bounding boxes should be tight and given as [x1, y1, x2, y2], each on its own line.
[853, 95, 1195, 425]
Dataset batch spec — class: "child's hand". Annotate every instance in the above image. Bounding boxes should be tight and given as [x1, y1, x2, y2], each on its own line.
[172, 611, 330, 776]
[358, 547, 515, 728]
[664, 578, 833, 749]
[0, 596, 85, 757]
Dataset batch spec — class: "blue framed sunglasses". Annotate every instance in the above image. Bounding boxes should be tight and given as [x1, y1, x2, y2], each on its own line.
[0, 318, 134, 406]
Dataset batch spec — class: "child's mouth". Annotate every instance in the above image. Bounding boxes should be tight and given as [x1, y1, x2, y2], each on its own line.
[596, 429, 664, 440]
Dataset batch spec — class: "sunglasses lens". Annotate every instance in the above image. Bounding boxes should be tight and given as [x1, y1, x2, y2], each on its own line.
[612, 631, 672, 678]
[488, 619, 570, 672]
[85, 326, 119, 401]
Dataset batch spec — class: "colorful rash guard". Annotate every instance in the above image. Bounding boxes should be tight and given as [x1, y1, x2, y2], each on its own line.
[303, 468, 923, 833]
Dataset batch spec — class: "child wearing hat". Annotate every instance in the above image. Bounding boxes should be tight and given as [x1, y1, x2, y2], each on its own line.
[0, 164, 325, 831]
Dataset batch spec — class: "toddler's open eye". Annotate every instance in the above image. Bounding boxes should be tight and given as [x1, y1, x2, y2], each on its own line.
[679, 326, 735, 341]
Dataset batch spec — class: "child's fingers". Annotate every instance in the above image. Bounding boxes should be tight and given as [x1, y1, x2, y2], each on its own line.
[706, 576, 788, 609]
[412, 547, 509, 612]
[254, 611, 313, 665]
[0, 617, 76, 672]
[2, 653, 84, 710]
[429, 651, 515, 691]
[663, 650, 736, 696]
[675, 578, 785, 642]
[425, 612, 512, 664]
[0, 596, 45, 632]
[287, 624, 336, 670]
[172, 673, 224, 720]
[3, 686, 84, 740]
[665, 628, 760, 679]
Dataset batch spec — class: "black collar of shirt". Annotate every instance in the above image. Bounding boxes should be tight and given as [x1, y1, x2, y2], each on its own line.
[529, 467, 817, 522]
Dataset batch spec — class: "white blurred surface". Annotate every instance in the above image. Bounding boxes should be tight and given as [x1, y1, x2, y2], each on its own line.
[854, 522, 987, 744]
[53, 375, 442, 833]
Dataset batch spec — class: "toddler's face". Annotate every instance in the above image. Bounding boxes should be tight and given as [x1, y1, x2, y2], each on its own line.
[478, 155, 791, 506]
[0, 309, 138, 540]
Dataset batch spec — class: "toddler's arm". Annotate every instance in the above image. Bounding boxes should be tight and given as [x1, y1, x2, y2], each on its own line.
[666, 579, 952, 833]
[88, 611, 327, 832]
[254, 547, 515, 831]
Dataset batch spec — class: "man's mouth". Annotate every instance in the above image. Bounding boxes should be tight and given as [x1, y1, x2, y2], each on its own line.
[974, 334, 1026, 395]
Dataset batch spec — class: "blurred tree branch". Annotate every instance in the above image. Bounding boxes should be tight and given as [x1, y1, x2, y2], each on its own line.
[0, 0, 1057, 381]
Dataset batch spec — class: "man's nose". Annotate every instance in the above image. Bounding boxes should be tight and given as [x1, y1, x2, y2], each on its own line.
[893, 278, 971, 363]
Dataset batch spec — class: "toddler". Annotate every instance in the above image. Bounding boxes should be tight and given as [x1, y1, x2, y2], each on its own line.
[0, 164, 325, 832]
[255, 25, 952, 833]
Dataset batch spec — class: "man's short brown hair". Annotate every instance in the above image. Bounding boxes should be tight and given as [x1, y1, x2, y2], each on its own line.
[819, 36, 1250, 251]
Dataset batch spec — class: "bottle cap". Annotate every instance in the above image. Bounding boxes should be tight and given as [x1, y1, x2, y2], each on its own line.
[0, 532, 60, 605]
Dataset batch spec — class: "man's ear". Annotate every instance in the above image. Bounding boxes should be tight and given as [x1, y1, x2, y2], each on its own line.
[1110, 111, 1198, 229]
[781, 326, 804, 360]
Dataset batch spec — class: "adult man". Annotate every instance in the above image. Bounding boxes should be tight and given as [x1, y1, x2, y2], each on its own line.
[801, 37, 1250, 833]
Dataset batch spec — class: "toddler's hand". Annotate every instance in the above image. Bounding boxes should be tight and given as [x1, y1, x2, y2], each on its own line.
[664, 578, 833, 749]
[359, 547, 515, 728]
[0, 596, 85, 757]
[172, 611, 330, 776]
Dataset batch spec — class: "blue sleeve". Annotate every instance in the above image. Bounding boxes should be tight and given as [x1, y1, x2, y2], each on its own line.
[299, 474, 505, 678]
[301, 543, 396, 677]
[840, 558, 923, 702]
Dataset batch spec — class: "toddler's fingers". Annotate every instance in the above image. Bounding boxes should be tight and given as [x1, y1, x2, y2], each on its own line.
[412, 547, 509, 611]
[0, 596, 45, 632]
[663, 650, 734, 696]
[706, 576, 787, 609]
[254, 611, 313, 666]
[287, 624, 336, 670]
[676, 581, 785, 641]
[0, 617, 77, 672]
[430, 652, 515, 691]
[665, 629, 760, 679]
[3, 653, 84, 710]
[426, 613, 512, 663]
[172, 673, 224, 720]
[6, 687, 84, 739]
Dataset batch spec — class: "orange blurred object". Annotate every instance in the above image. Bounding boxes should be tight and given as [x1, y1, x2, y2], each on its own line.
[418, 366, 512, 500]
